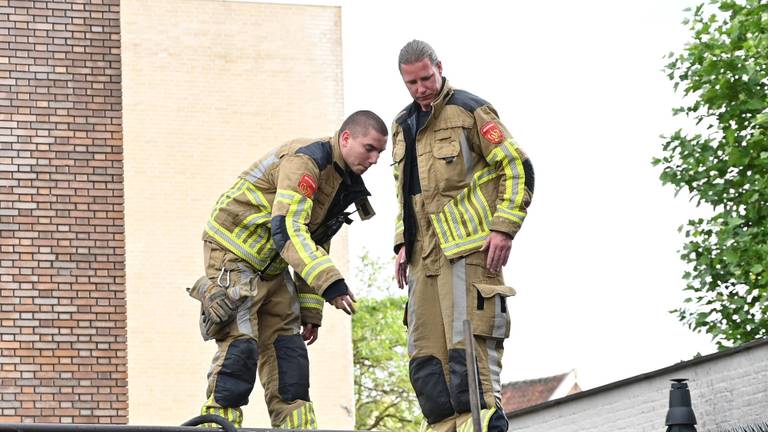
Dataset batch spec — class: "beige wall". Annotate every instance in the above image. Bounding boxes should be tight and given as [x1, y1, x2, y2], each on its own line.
[121, 0, 352, 428]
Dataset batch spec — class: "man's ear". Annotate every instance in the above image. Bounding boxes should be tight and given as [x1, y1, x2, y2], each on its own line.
[340, 129, 350, 146]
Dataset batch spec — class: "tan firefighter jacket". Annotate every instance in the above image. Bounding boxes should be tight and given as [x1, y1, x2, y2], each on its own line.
[392, 80, 534, 272]
[203, 133, 374, 325]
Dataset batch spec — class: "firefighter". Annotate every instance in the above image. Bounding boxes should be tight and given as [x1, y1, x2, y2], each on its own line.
[392, 40, 535, 432]
[188, 110, 388, 429]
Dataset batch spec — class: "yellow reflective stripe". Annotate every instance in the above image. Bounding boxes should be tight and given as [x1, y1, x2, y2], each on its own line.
[446, 201, 468, 238]
[468, 183, 491, 231]
[302, 255, 333, 285]
[430, 213, 450, 245]
[213, 178, 247, 208]
[441, 232, 487, 257]
[505, 140, 526, 211]
[419, 418, 430, 432]
[496, 206, 525, 224]
[482, 406, 496, 432]
[395, 218, 404, 234]
[205, 219, 270, 269]
[488, 145, 514, 211]
[233, 211, 270, 239]
[490, 139, 526, 214]
[456, 191, 481, 236]
[205, 178, 278, 270]
[439, 211, 458, 242]
[299, 293, 324, 310]
[278, 189, 319, 265]
[244, 183, 269, 207]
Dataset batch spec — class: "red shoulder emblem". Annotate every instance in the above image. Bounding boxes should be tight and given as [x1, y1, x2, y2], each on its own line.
[480, 121, 505, 145]
[297, 174, 318, 198]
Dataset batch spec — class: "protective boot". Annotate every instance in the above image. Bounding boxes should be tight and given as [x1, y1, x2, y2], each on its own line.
[277, 402, 317, 429]
[200, 396, 243, 428]
[455, 406, 508, 432]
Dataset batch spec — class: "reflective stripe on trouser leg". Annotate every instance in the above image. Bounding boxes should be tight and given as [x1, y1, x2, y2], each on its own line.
[277, 401, 318, 429]
[200, 395, 243, 428]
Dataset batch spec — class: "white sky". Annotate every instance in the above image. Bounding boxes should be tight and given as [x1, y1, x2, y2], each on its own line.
[270, 0, 718, 390]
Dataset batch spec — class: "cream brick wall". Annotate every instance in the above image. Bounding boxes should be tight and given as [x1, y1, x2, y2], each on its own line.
[120, 0, 352, 428]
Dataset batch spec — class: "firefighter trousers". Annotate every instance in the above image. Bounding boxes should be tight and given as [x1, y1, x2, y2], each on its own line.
[406, 239, 515, 432]
[200, 240, 317, 429]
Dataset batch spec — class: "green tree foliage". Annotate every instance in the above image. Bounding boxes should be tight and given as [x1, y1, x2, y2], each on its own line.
[352, 251, 420, 431]
[654, 0, 768, 348]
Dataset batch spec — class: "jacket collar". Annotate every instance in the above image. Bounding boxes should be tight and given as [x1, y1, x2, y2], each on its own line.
[402, 78, 453, 125]
[429, 77, 453, 120]
[330, 131, 349, 173]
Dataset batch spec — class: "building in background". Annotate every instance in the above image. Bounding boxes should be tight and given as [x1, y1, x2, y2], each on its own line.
[1, 0, 354, 428]
[504, 338, 768, 431]
[502, 370, 581, 414]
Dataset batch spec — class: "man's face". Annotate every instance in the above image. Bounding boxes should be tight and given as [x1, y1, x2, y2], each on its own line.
[340, 128, 387, 175]
[400, 58, 443, 111]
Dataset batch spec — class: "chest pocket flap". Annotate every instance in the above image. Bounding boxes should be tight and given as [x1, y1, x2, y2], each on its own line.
[433, 128, 461, 160]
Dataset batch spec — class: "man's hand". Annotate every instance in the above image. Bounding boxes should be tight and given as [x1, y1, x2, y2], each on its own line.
[480, 231, 513, 273]
[330, 288, 357, 315]
[302, 323, 319, 345]
[395, 246, 408, 289]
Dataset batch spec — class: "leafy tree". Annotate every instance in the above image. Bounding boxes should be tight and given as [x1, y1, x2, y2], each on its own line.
[352, 251, 420, 431]
[654, 0, 768, 348]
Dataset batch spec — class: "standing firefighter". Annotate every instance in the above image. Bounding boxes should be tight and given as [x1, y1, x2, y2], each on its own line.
[188, 110, 388, 429]
[392, 40, 535, 432]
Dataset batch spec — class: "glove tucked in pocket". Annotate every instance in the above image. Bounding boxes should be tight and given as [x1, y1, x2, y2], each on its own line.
[469, 282, 516, 340]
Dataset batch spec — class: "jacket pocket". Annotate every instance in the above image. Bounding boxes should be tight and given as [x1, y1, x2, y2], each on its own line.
[431, 128, 466, 190]
[470, 282, 515, 340]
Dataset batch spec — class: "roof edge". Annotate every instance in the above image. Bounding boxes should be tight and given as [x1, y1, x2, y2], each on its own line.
[506, 337, 768, 418]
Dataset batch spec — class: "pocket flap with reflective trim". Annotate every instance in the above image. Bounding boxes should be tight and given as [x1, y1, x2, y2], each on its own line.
[433, 138, 460, 159]
[473, 282, 516, 298]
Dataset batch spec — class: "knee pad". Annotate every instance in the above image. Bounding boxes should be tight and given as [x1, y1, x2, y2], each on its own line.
[274, 334, 310, 402]
[448, 348, 486, 414]
[409, 355, 454, 424]
[214, 338, 259, 407]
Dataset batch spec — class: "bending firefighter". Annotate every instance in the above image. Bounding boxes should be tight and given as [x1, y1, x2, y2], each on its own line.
[392, 41, 535, 432]
[187, 110, 388, 429]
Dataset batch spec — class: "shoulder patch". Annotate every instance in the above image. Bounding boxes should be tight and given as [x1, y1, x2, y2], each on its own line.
[447, 89, 489, 112]
[296, 141, 333, 171]
[298, 173, 318, 198]
[480, 121, 505, 145]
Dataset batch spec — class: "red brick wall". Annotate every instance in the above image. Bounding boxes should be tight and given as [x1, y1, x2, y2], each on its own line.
[0, 0, 126, 424]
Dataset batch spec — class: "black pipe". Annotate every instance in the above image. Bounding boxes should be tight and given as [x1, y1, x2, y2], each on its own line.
[665, 378, 697, 432]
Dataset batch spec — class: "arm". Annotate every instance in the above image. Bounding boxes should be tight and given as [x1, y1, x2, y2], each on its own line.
[473, 106, 535, 271]
[391, 124, 408, 287]
[270, 155, 348, 303]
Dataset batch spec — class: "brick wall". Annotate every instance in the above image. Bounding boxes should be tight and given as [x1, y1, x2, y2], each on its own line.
[0, 0, 125, 424]
[505, 339, 768, 431]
